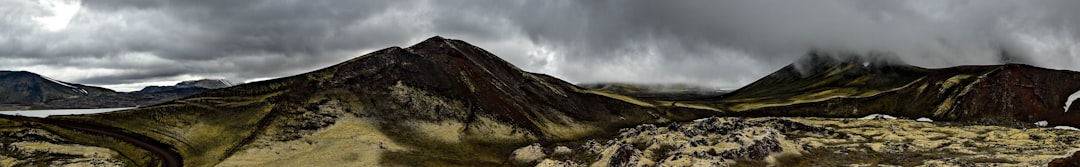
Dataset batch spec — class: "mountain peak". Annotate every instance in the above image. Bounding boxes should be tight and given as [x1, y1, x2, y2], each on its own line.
[790, 50, 909, 77]
[423, 35, 448, 42]
[407, 36, 467, 51]
[407, 36, 454, 49]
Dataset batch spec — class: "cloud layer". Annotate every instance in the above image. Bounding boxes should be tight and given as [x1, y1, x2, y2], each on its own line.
[3, 0, 1080, 91]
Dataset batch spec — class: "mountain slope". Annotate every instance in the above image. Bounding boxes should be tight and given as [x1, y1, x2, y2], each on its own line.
[54, 36, 710, 166]
[0, 71, 118, 109]
[681, 52, 1080, 127]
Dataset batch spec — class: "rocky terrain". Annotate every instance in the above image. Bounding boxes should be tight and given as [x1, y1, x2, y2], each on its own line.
[525, 116, 1080, 166]
[0, 72, 232, 111]
[3, 37, 1080, 166]
[0, 115, 155, 166]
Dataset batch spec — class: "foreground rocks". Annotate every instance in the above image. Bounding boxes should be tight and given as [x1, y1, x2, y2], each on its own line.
[0, 127, 125, 166]
[524, 117, 1080, 166]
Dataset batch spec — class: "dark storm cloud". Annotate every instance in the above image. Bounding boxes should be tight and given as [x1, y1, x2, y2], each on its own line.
[3, 0, 1080, 91]
[2, 0, 427, 90]
[441, 0, 1080, 85]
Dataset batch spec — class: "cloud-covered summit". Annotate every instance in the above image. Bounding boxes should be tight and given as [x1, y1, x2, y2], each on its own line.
[3, 0, 1080, 91]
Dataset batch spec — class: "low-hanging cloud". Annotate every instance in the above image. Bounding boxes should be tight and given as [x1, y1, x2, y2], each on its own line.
[2, 0, 1079, 91]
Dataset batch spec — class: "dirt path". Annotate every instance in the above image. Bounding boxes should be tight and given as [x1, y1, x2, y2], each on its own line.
[2, 115, 183, 167]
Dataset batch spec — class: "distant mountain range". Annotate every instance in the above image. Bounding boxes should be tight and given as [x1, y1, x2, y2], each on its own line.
[661, 52, 1080, 127]
[0, 71, 233, 110]
[136, 79, 233, 93]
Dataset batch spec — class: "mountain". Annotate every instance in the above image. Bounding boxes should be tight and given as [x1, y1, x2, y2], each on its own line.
[48, 36, 712, 166]
[136, 79, 233, 93]
[0, 71, 224, 110]
[0, 71, 120, 110]
[677, 52, 1080, 127]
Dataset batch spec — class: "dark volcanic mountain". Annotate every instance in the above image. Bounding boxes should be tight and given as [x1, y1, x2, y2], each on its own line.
[52, 36, 709, 166]
[679, 52, 1080, 127]
[0, 71, 225, 110]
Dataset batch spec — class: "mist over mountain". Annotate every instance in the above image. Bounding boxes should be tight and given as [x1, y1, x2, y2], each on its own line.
[654, 51, 1080, 128]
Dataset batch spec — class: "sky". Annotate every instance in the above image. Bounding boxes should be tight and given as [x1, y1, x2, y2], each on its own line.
[3, 0, 1080, 91]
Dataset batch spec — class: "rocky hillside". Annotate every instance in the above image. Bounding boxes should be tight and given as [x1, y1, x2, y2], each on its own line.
[50, 36, 713, 166]
[672, 52, 1080, 127]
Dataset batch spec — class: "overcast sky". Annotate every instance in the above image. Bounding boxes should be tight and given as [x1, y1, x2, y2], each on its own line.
[3, 0, 1080, 91]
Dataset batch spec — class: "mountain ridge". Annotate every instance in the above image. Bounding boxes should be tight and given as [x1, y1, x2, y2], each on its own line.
[669, 52, 1080, 127]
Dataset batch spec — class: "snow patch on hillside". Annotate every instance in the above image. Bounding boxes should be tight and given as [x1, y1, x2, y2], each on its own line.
[1054, 126, 1080, 131]
[915, 117, 933, 122]
[1066, 90, 1080, 112]
[858, 114, 897, 120]
[42, 76, 87, 94]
